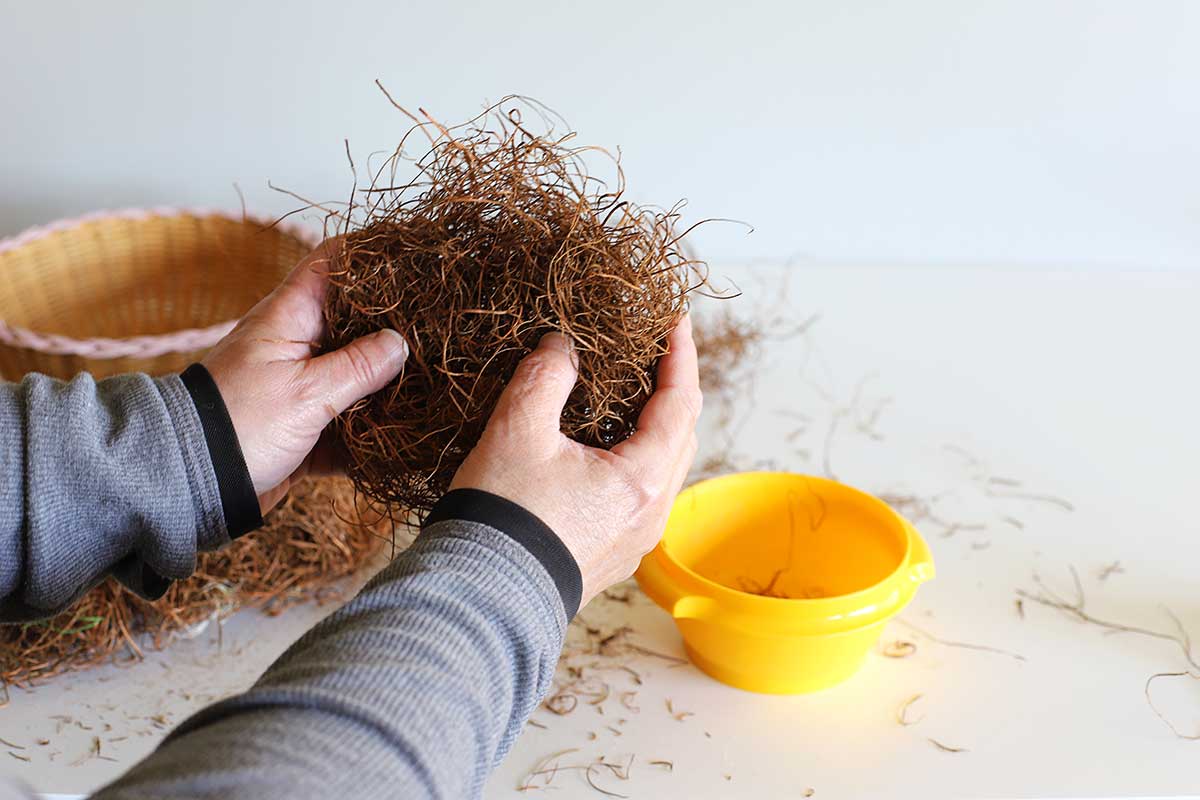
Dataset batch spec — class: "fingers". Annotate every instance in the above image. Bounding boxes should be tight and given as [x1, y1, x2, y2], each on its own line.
[279, 236, 343, 307]
[305, 328, 409, 417]
[612, 315, 702, 474]
[484, 332, 579, 448]
[248, 237, 344, 343]
[652, 314, 699, 394]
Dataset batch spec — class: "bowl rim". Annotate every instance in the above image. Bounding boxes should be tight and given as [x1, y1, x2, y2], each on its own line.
[637, 471, 933, 632]
[0, 207, 319, 359]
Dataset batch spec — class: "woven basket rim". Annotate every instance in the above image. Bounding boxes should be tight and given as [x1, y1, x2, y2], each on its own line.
[0, 207, 319, 359]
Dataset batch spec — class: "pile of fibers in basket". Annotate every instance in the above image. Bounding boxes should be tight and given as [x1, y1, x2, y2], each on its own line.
[323, 93, 709, 516]
[1, 478, 384, 687]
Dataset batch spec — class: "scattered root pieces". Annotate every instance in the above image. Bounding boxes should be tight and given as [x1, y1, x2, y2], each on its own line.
[692, 308, 768, 420]
[1017, 567, 1199, 672]
[1097, 561, 1125, 582]
[986, 489, 1075, 512]
[883, 446, 1073, 540]
[627, 644, 686, 665]
[518, 747, 580, 792]
[586, 760, 631, 799]
[877, 492, 988, 541]
[0, 736, 23, 750]
[927, 738, 968, 754]
[817, 373, 892, 481]
[597, 629, 631, 658]
[665, 699, 694, 722]
[8, 751, 30, 762]
[896, 694, 925, 726]
[541, 599, 692, 734]
[690, 309, 815, 485]
[895, 619, 1026, 663]
[617, 665, 644, 686]
[1024, 567, 1200, 740]
[602, 587, 635, 605]
[649, 760, 673, 771]
[804, 789, 815, 798]
[690, 452, 746, 484]
[586, 684, 611, 707]
[1144, 672, 1200, 740]
[881, 640, 917, 659]
[519, 749, 636, 798]
[545, 693, 578, 716]
[544, 674, 611, 716]
[68, 735, 116, 767]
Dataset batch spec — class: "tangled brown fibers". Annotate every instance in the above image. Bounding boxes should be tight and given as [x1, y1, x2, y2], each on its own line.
[323, 91, 710, 515]
[0, 478, 385, 689]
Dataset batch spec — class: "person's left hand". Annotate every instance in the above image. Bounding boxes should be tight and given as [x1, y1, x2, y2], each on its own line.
[202, 239, 409, 513]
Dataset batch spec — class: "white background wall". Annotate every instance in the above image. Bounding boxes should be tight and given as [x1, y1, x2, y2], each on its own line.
[2, 0, 1198, 270]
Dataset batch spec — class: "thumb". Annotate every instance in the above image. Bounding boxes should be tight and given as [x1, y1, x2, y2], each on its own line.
[306, 328, 409, 416]
[487, 332, 579, 444]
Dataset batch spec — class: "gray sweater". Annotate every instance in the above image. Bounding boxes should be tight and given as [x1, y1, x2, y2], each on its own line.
[0, 373, 571, 799]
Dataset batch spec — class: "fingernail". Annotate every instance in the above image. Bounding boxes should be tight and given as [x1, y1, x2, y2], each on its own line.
[539, 331, 578, 368]
[378, 328, 409, 362]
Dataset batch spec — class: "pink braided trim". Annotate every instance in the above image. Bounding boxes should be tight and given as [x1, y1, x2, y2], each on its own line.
[0, 207, 321, 360]
[0, 319, 238, 358]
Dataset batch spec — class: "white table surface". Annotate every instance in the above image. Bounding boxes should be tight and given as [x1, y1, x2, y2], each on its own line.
[3, 264, 1199, 799]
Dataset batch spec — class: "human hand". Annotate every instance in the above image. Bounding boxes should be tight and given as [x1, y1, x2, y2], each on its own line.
[450, 316, 701, 606]
[203, 239, 409, 513]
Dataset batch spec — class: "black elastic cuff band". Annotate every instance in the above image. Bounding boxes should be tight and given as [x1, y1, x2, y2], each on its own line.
[425, 488, 583, 619]
[180, 363, 263, 539]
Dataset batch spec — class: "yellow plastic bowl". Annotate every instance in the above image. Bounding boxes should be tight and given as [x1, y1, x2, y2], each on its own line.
[635, 472, 935, 694]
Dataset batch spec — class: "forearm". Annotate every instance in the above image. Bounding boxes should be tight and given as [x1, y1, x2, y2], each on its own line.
[0, 371, 229, 620]
[93, 492, 578, 800]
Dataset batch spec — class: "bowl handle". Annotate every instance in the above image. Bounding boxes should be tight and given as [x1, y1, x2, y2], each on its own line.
[672, 595, 720, 622]
[905, 522, 936, 584]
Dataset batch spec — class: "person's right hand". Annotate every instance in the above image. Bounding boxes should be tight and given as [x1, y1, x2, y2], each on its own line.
[203, 239, 409, 514]
[450, 316, 701, 607]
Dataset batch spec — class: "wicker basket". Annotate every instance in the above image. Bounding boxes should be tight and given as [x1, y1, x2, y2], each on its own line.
[0, 209, 317, 380]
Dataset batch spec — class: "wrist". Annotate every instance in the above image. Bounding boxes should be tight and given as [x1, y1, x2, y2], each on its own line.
[423, 488, 583, 619]
[180, 363, 263, 539]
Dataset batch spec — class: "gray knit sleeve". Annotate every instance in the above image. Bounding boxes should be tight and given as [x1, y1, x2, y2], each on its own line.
[91, 518, 568, 800]
[0, 372, 227, 621]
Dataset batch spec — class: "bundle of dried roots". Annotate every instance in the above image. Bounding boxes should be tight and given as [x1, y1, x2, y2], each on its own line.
[322, 92, 708, 515]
